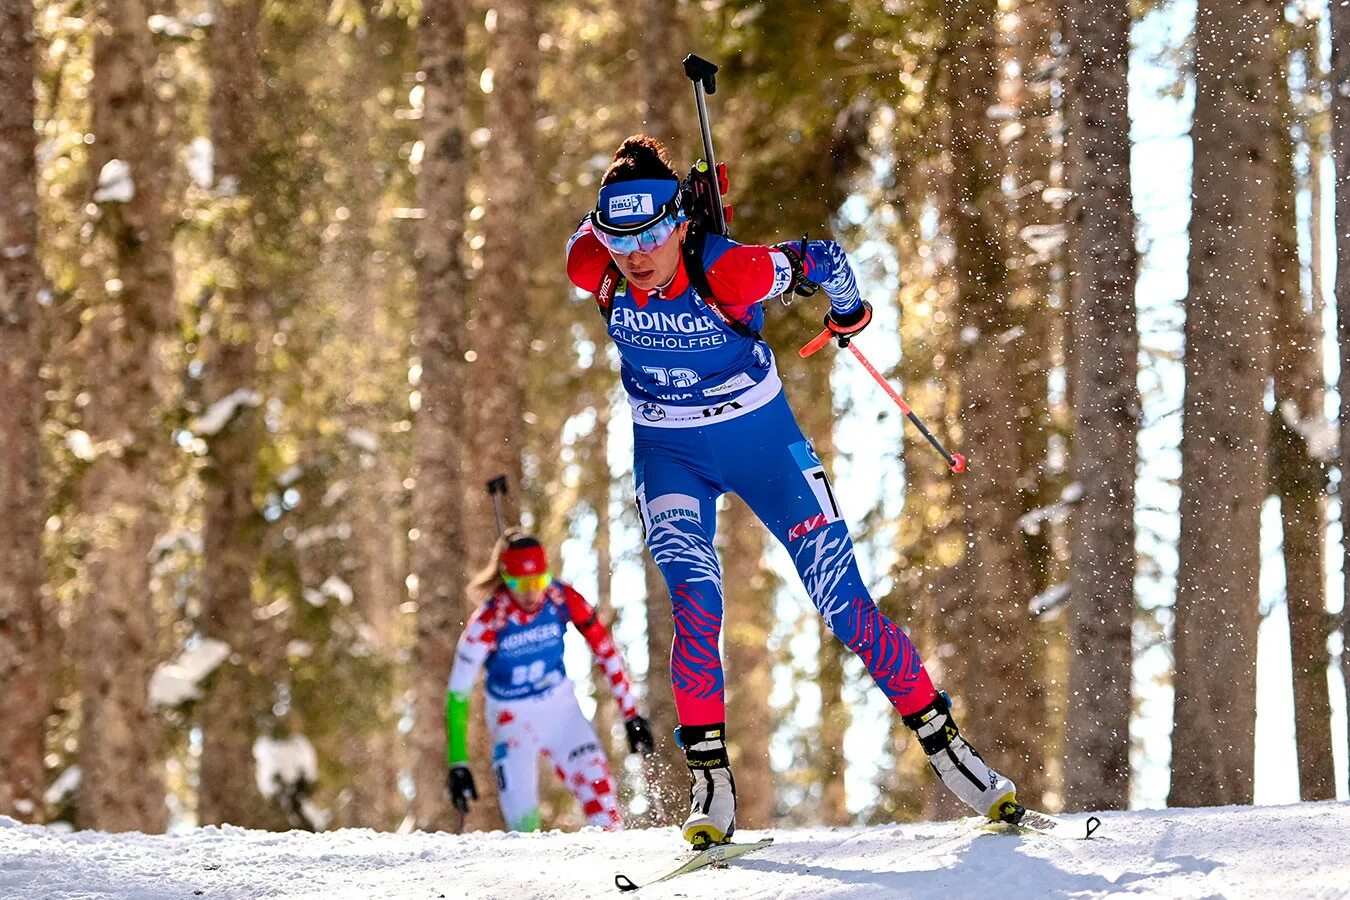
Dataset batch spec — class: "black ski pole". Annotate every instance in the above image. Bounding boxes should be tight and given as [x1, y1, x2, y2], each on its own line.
[682, 54, 727, 236]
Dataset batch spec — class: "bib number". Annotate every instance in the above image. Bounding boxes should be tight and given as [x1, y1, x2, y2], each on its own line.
[510, 660, 546, 686]
[790, 440, 842, 524]
[642, 366, 700, 388]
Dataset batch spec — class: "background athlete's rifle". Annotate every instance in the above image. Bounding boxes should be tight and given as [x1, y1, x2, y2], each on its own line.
[486, 475, 509, 538]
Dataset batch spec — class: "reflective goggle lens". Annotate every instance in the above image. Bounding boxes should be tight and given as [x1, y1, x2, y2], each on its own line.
[591, 214, 680, 256]
[503, 571, 551, 593]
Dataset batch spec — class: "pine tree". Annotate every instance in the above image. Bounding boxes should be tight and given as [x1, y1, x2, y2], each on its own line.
[76, 0, 175, 832]
[1062, 0, 1139, 812]
[410, 0, 470, 832]
[942, 0, 1049, 804]
[1170, 0, 1281, 808]
[1332, 0, 1350, 799]
[198, 0, 271, 828]
[462, 0, 538, 563]
[1007, 0, 1069, 809]
[1269, 17, 1335, 801]
[0, 0, 49, 825]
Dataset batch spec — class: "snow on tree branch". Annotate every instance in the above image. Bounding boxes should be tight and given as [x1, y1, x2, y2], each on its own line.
[93, 160, 135, 203]
[148, 639, 231, 708]
[1017, 482, 1083, 535]
[191, 389, 263, 437]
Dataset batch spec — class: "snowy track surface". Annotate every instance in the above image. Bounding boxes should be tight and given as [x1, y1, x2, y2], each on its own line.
[3, 802, 1349, 899]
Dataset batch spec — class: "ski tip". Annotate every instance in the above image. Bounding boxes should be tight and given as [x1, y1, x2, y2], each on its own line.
[1085, 816, 1102, 840]
[615, 873, 639, 892]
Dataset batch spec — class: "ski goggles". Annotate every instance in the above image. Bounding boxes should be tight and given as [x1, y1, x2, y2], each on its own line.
[502, 570, 552, 594]
[591, 178, 686, 255]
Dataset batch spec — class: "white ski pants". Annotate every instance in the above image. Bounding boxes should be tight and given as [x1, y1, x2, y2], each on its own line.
[486, 681, 622, 831]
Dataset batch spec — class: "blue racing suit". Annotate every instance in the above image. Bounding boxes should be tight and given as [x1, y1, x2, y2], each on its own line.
[567, 223, 938, 726]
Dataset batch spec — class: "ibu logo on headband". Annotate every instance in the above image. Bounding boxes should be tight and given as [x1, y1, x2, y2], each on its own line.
[598, 178, 681, 226]
[608, 193, 655, 218]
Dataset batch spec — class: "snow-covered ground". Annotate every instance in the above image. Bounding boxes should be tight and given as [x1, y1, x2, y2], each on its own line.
[3, 802, 1348, 899]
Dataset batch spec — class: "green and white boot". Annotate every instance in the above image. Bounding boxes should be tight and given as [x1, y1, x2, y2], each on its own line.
[678, 723, 737, 848]
[902, 692, 1022, 823]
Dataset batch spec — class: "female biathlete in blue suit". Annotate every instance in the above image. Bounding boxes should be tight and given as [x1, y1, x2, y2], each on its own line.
[567, 136, 1022, 848]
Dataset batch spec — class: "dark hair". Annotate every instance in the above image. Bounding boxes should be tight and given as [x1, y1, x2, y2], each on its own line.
[601, 134, 678, 186]
[466, 528, 539, 603]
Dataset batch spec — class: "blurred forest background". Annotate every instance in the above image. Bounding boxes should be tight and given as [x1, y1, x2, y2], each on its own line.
[2, 0, 1349, 835]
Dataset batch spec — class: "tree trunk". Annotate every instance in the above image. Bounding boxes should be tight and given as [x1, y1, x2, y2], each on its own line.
[339, 134, 407, 833]
[76, 0, 175, 832]
[1062, 0, 1139, 812]
[462, 0, 537, 566]
[891, 150, 958, 821]
[722, 498, 777, 829]
[1169, 0, 1280, 809]
[410, 0, 470, 833]
[454, 0, 541, 833]
[0, 0, 48, 825]
[943, 0, 1048, 805]
[1270, 32, 1335, 801]
[1332, 0, 1350, 802]
[198, 0, 270, 828]
[638, 0, 687, 159]
[1008, 0, 1068, 810]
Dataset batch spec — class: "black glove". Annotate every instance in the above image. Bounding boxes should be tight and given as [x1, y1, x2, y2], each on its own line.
[824, 300, 873, 348]
[447, 765, 477, 813]
[624, 715, 655, 755]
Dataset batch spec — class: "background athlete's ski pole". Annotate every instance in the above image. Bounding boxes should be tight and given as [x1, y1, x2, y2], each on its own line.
[800, 330, 967, 474]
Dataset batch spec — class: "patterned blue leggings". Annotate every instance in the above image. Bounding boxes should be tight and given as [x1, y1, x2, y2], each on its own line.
[634, 391, 936, 726]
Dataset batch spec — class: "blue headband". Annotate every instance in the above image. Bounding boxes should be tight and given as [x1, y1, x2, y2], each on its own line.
[595, 179, 684, 231]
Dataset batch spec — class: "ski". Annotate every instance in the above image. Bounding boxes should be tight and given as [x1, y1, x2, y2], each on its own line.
[980, 809, 1102, 840]
[614, 837, 774, 892]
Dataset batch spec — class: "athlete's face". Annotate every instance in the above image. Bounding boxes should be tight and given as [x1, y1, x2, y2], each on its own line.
[608, 221, 688, 292]
[510, 584, 547, 612]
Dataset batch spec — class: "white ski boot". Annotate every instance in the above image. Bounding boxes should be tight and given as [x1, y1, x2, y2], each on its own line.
[902, 692, 1022, 822]
[678, 723, 736, 847]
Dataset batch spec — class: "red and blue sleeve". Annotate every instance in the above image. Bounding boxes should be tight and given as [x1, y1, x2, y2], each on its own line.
[703, 242, 794, 325]
[561, 583, 639, 720]
[566, 221, 612, 294]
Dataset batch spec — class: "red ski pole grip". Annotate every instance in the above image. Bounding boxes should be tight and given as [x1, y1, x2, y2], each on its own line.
[799, 328, 833, 358]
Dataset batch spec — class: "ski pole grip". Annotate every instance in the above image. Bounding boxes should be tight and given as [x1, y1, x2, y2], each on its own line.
[799, 328, 833, 358]
[682, 54, 718, 94]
